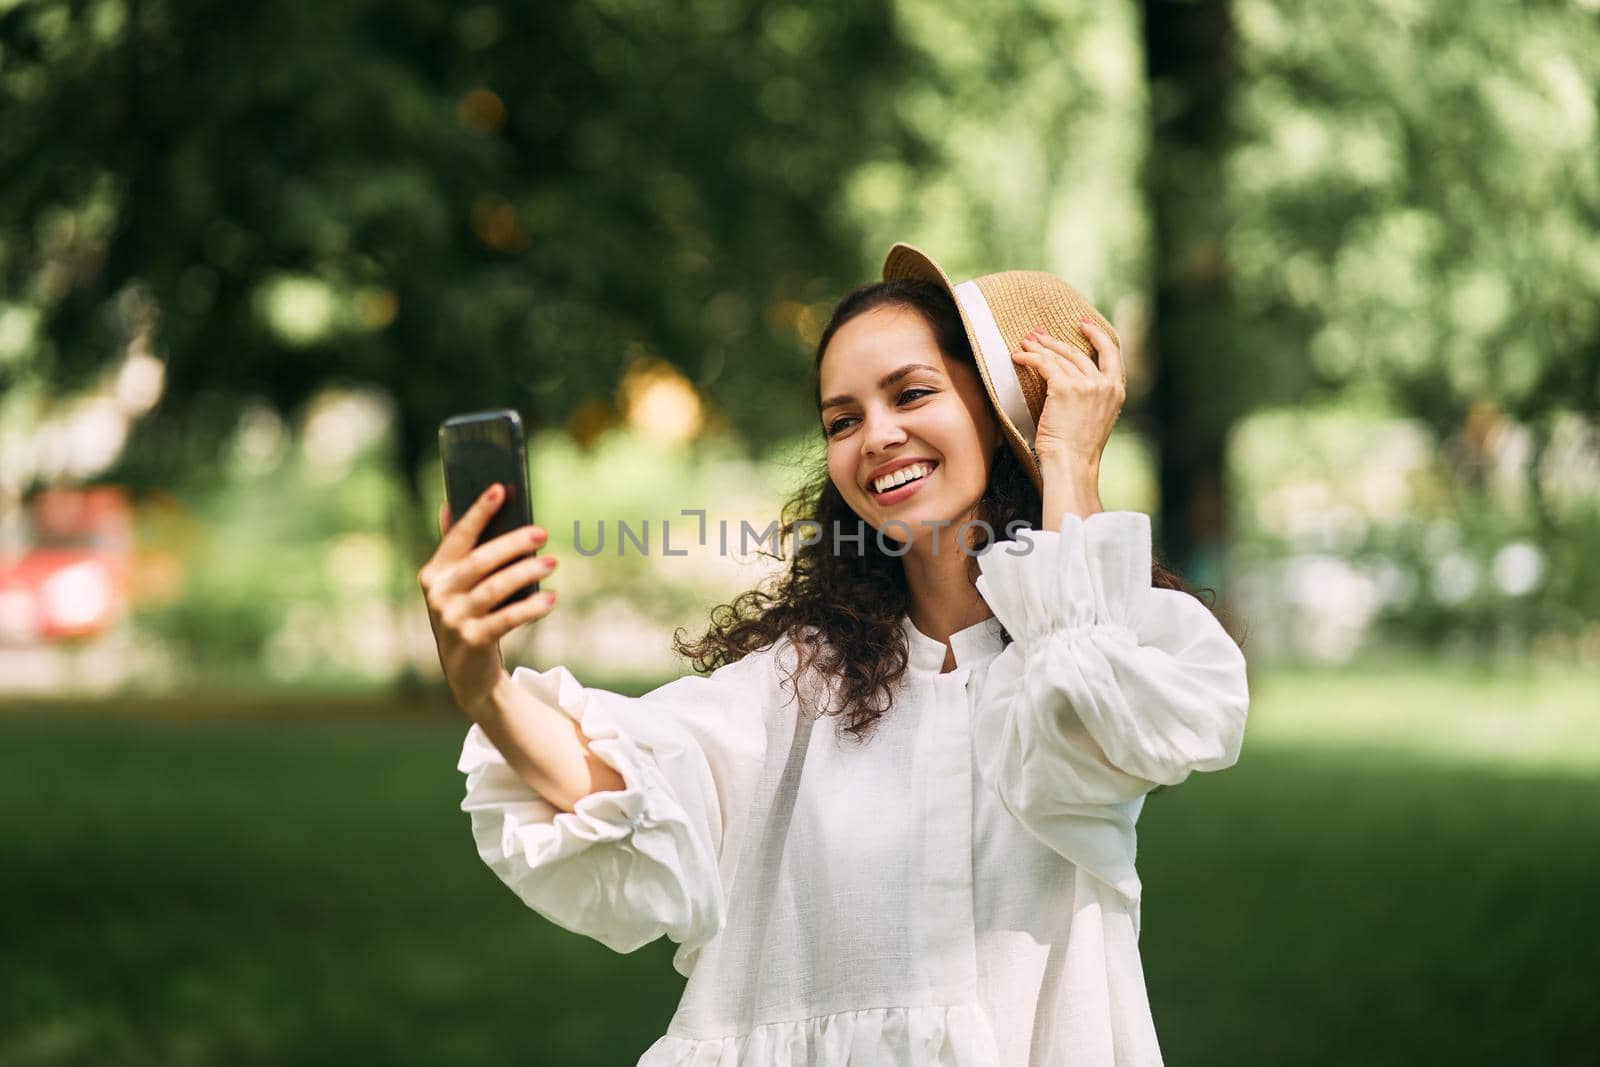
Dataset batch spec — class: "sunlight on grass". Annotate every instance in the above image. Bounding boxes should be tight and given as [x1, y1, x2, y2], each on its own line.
[2, 663, 1597, 1065]
[1246, 661, 1599, 773]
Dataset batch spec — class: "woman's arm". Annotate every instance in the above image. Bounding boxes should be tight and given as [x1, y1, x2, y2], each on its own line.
[456, 652, 777, 964]
[466, 670, 626, 814]
[1039, 453, 1104, 527]
[416, 481, 623, 813]
[971, 510, 1247, 915]
[424, 481, 772, 965]
[975, 510, 1249, 806]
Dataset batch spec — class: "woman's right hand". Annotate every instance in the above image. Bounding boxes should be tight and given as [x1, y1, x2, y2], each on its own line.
[417, 483, 559, 715]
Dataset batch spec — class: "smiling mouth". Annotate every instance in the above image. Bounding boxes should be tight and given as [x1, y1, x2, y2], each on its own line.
[870, 462, 938, 495]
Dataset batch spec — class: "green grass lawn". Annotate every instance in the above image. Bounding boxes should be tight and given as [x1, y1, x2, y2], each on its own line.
[1, 664, 1596, 1065]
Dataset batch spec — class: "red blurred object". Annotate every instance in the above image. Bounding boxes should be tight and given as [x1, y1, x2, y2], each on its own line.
[0, 487, 133, 643]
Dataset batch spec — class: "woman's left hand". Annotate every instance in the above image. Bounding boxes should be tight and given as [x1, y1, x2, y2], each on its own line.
[1010, 319, 1125, 467]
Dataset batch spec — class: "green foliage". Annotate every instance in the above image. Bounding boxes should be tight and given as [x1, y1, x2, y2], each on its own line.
[134, 579, 288, 680]
[125, 392, 407, 686]
[845, 0, 1148, 299]
[0, 0, 917, 496]
[6, 0, 1599, 663]
[1229, 397, 1600, 660]
[1226, 0, 1600, 428]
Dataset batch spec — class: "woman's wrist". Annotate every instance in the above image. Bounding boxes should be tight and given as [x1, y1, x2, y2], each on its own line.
[1038, 451, 1103, 530]
[465, 666, 519, 725]
[465, 665, 627, 813]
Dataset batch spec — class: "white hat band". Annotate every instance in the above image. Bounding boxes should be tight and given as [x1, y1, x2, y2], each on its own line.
[953, 279, 1036, 449]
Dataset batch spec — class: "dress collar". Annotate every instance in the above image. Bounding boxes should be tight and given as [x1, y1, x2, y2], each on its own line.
[900, 614, 1006, 674]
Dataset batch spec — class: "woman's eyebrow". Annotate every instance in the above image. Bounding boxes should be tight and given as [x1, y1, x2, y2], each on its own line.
[818, 363, 941, 412]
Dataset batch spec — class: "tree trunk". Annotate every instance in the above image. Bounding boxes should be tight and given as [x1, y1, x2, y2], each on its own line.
[1141, 0, 1237, 590]
[390, 414, 436, 702]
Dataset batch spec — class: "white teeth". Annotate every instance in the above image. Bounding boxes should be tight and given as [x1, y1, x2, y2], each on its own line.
[873, 463, 932, 493]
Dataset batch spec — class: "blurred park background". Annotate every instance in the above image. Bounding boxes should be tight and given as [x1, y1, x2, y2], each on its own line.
[1, 0, 1596, 1063]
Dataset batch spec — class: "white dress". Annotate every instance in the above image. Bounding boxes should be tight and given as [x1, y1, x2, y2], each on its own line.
[457, 511, 1250, 1066]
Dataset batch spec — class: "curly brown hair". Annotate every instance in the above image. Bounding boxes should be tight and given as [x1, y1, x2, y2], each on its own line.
[673, 278, 1208, 745]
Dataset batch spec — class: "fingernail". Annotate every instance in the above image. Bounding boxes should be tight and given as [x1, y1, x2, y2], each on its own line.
[491, 484, 504, 500]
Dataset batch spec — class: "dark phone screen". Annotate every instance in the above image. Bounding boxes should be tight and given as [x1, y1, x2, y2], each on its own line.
[438, 409, 539, 605]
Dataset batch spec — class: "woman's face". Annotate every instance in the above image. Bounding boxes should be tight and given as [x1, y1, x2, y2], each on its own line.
[818, 305, 1001, 551]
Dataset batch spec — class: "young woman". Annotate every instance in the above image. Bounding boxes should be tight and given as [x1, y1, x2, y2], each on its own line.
[417, 243, 1250, 1066]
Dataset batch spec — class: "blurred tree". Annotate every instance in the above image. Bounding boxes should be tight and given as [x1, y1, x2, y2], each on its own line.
[830, 0, 1186, 564]
[9, 0, 1595, 652]
[0, 0, 919, 547]
[836, 1, 1148, 297]
[1223, 0, 1600, 532]
[1141, 0, 1243, 587]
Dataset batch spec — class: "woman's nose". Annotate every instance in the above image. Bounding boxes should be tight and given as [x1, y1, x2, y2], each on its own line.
[861, 407, 908, 454]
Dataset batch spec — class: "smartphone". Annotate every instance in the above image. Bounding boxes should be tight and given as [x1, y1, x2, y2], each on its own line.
[438, 408, 538, 608]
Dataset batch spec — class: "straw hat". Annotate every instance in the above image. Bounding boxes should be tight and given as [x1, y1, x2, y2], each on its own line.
[881, 242, 1121, 493]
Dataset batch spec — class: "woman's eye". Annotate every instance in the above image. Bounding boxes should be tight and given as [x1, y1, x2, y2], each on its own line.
[825, 390, 934, 437]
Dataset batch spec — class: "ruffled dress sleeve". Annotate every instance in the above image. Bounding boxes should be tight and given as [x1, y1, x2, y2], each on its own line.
[972, 510, 1249, 921]
[456, 642, 780, 973]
